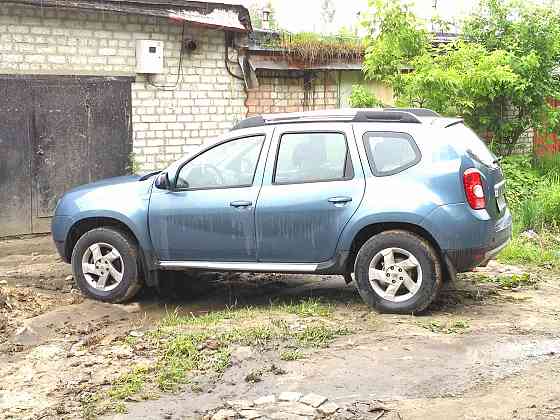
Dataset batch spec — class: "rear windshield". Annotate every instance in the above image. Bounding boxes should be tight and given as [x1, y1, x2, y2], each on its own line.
[447, 123, 497, 167]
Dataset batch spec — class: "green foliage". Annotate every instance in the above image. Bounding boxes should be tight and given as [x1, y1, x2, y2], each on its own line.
[499, 155, 542, 208]
[360, 0, 560, 155]
[362, 0, 430, 82]
[348, 85, 386, 108]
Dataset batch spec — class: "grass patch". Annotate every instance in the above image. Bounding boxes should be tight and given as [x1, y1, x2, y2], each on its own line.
[295, 324, 352, 347]
[420, 319, 470, 334]
[497, 230, 560, 268]
[85, 297, 355, 416]
[273, 297, 333, 317]
[108, 365, 150, 400]
[280, 349, 305, 361]
[270, 32, 365, 64]
[475, 273, 539, 289]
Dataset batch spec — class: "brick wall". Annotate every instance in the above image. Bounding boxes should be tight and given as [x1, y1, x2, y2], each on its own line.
[0, 4, 247, 172]
[246, 70, 338, 115]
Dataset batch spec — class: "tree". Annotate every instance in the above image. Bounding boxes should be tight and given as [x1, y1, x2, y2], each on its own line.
[358, 0, 560, 155]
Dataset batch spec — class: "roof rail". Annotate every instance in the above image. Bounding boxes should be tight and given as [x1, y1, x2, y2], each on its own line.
[232, 108, 428, 130]
[353, 110, 421, 124]
[385, 108, 441, 117]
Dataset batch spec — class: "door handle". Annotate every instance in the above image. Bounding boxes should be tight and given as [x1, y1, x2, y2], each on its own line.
[230, 200, 253, 208]
[328, 196, 352, 204]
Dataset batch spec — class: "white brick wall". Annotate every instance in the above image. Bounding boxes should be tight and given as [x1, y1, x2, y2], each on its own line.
[0, 4, 247, 172]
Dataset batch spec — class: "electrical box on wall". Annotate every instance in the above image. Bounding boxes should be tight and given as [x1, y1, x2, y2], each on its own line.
[136, 40, 164, 74]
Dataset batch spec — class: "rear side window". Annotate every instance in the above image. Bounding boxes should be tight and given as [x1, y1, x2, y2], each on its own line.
[274, 132, 354, 184]
[363, 132, 421, 176]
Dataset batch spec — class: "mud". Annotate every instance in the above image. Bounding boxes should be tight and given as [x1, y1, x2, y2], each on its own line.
[0, 235, 559, 420]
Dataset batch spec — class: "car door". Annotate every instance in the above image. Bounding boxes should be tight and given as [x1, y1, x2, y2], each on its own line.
[148, 129, 272, 262]
[255, 123, 366, 263]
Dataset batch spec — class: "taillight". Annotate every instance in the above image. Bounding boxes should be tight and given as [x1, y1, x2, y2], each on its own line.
[463, 168, 486, 209]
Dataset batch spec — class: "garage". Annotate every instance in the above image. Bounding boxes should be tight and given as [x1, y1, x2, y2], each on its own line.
[0, 75, 132, 237]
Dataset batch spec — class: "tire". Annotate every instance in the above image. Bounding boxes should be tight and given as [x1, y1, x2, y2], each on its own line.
[354, 230, 442, 314]
[71, 227, 142, 303]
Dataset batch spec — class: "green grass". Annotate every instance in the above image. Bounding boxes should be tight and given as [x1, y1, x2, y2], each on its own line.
[499, 153, 560, 269]
[108, 365, 151, 400]
[85, 297, 355, 416]
[474, 272, 539, 289]
[419, 319, 470, 334]
[280, 349, 305, 361]
[497, 226, 560, 268]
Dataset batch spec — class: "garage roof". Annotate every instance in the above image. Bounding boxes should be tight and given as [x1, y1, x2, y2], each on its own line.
[6, 0, 252, 32]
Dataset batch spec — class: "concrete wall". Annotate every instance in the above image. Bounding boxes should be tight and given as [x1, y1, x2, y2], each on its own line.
[0, 4, 247, 172]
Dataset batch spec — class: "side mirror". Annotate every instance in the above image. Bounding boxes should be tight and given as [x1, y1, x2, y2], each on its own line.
[155, 172, 171, 190]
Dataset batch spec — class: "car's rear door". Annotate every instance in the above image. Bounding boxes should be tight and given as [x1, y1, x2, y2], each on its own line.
[148, 127, 273, 262]
[255, 123, 366, 263]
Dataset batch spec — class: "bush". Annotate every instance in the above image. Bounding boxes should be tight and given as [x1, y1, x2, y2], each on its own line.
[501, 154, 560, 232]
[348, 85, 386, 108]
[500, 155, 542, 209]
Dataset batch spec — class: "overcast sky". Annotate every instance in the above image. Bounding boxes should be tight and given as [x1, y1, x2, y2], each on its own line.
[244, 0, 479, 33]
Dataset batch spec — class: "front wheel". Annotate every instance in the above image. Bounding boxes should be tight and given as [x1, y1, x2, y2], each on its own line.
[71, 227, 142, 303]
[354, 230, 442, 314]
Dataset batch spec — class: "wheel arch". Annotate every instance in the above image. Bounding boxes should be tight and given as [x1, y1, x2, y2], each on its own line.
[345, 221, 454, 281]
[64, 216, 154, 285]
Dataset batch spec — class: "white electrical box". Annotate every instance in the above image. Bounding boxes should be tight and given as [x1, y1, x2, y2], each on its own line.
[136, 40, 164, 74]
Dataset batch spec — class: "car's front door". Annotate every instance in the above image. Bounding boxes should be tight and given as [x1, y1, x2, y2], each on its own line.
[255, 123, 366, 263]
[149, 129, 272, 262]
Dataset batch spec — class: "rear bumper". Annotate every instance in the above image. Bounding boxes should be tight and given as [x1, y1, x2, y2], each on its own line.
[421, 202, 513, 273]
[445, 220, 512, 272]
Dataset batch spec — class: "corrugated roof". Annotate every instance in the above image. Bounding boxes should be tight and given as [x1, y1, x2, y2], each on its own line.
[6, 0, 251, 31]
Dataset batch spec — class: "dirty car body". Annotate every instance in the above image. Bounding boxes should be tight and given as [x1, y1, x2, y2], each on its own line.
[52, 109, 512, 313]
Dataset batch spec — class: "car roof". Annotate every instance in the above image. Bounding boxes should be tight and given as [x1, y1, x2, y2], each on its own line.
[232, 108, 464, 131]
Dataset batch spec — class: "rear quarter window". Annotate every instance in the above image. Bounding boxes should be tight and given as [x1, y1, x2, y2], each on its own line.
[363, 132, 421, 176]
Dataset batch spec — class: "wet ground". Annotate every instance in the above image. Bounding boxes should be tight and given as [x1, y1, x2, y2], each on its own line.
[0, 235, 559, 420]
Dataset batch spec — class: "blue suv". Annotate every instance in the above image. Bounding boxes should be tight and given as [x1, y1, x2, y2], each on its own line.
[52, 109, 512, 313]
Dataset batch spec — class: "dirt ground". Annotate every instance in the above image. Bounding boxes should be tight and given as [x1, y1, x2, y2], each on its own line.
[1, 235, 559, 420]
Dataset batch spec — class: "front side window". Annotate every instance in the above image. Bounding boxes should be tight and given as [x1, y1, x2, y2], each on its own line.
[176, 135, 264, 189]
[274, 132, 353, 184]
[363, 132, 420, 176]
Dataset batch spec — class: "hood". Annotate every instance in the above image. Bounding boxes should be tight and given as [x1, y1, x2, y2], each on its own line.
[55, 175, 153, 217]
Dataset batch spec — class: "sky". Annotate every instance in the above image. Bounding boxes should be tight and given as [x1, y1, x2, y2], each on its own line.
[243, 0, 479, 33]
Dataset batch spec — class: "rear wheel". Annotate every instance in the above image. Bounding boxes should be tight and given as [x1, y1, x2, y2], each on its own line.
[354, 230, 442, 314]
[71, 227, 142, 303]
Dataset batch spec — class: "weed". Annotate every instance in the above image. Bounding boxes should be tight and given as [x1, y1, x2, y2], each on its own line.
[295, 324, 352, 347]
[280, 349, 305, 361]
[273, 297, 333, 317]
[498, 231, 560, 268]
[108, 365, 151, 400]
[113, 401, 127, 414]
[475, 273, 539, 289]
[245, 369, 264, 383]
[420, 319, 470, 334]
